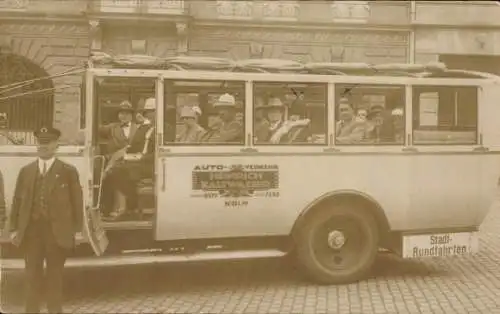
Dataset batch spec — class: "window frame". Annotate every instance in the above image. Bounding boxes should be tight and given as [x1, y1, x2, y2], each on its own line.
[411, 84, 479, 146]
[333, 83, 408, 147]
[160, 79, 248, 149]
[251, 81, 329, 147]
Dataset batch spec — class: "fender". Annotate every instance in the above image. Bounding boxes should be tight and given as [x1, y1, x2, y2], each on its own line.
[290, 189, 391, 239]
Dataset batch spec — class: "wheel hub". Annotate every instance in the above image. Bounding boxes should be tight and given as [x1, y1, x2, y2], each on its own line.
[327, 230, 346, 249]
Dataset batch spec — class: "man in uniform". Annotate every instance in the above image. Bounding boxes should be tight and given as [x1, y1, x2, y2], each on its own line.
[106, 98, 156, 220]
[201, 93, 243, 143]
[9, 126, 83, 314]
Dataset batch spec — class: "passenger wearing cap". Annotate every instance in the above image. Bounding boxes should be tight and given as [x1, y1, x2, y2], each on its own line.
[105, 97, 157, 220]
[9, 126, 83, 314]
[176, 105, 206, 143]
[201, 93, 243, 144]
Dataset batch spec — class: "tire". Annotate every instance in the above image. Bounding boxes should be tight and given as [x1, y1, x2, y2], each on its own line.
[295, 203, 379, 285]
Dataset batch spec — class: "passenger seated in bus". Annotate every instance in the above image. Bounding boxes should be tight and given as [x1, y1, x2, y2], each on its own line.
[201, 93, 243, 144]
[98, 101, 138, 156]
[105, 98, 156, 220]
[254, 97, 286, 143]
[335, 99, 366, 144]
[284, 99, 312, 144]
[176, 105, 206, 143]
[98, 101, 138, 216]
[254, 97, 311, 144]
[365, 104, 395, 143]
[391, 107, 405, 144]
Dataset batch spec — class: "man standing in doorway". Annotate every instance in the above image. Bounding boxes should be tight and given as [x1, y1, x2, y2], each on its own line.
[9, 126, 83, 314]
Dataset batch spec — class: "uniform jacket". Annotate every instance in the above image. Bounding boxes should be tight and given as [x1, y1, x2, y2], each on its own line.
[99, 122, 138, 155]
[9, 159, 83, 249]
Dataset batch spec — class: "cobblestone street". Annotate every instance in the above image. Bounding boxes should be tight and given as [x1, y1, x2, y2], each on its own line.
[2, 201, 500, 314]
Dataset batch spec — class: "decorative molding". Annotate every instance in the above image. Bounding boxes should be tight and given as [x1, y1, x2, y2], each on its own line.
[194, 28, 408, 45]
[262, 1, 299, 22]
[0, 0, 29, 11]
[331, 1, 370, 24]
[215, 0, 253, 20]
[131, 39, 146, 54]
[330, 45, 345, 62]
[89, 19, 102, 52]
[249, 42, 263, 58]
[176, 22, 188, 55]
[146, 0, 184, 14]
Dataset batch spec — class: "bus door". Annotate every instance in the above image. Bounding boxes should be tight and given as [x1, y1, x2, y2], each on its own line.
[82, 71, 108, 256]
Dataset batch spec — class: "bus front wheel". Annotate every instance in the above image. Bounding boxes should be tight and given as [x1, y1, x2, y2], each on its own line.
[295, 204, 379, 284]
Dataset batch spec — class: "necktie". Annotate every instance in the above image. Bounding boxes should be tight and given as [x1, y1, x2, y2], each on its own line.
[42, 162, 47, 176]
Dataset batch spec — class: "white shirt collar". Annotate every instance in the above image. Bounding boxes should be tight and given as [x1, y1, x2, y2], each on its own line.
[38, 157, 56, 173]
[143, 119, 151, 125]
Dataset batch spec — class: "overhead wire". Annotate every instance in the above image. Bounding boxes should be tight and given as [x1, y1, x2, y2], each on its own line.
[0, 66, 85, 95]
[0, 84, 81, 102]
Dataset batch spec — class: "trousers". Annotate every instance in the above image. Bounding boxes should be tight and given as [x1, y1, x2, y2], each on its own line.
[22, 218, 68, 314]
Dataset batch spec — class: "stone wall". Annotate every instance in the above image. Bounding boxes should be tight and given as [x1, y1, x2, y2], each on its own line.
[188, 26, 409, 63]
[102, 25, 178, 57]
[0, 20, 89, 143]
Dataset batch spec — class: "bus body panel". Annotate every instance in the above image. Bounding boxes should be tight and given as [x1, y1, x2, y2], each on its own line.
[154, 153, 496, 242]
[155, 154, 410, 241]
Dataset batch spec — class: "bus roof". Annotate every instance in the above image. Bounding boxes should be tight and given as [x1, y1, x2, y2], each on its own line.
[88, 53, 500, 81]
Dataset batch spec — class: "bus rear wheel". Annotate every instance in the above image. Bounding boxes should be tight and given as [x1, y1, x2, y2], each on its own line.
[296, 204, 379, 284]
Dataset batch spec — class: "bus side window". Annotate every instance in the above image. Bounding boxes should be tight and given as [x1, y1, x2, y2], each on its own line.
[163, 80, 246, 146]
[335, 84, 406, 146]
[412, 86, 478, 145]
[252, 82, 327, 146]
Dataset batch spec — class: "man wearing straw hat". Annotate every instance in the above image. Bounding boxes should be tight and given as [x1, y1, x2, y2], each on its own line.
[201, 93, 243, 144]
[176, 105, 206, 143]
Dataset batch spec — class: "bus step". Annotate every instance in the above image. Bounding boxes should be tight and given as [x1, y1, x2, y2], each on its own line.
[102, 220, 153, 230]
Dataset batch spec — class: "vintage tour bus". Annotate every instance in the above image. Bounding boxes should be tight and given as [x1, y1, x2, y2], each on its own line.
[1, 55, 500, 284]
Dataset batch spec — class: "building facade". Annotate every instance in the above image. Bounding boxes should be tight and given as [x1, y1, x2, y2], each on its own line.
[0, 0, 499, 142]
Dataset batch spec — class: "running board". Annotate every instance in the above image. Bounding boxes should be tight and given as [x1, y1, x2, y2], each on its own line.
[1, 249, 287, 270]
[102, 220, 153, 230]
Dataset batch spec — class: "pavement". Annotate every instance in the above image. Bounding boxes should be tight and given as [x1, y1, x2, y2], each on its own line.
[2, 202, 500, 314]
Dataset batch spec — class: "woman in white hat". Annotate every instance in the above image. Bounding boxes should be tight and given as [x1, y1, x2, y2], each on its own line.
[176, 106, 206, 143]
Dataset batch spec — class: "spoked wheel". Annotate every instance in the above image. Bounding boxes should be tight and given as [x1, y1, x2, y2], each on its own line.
[296, 204, 379, 284]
